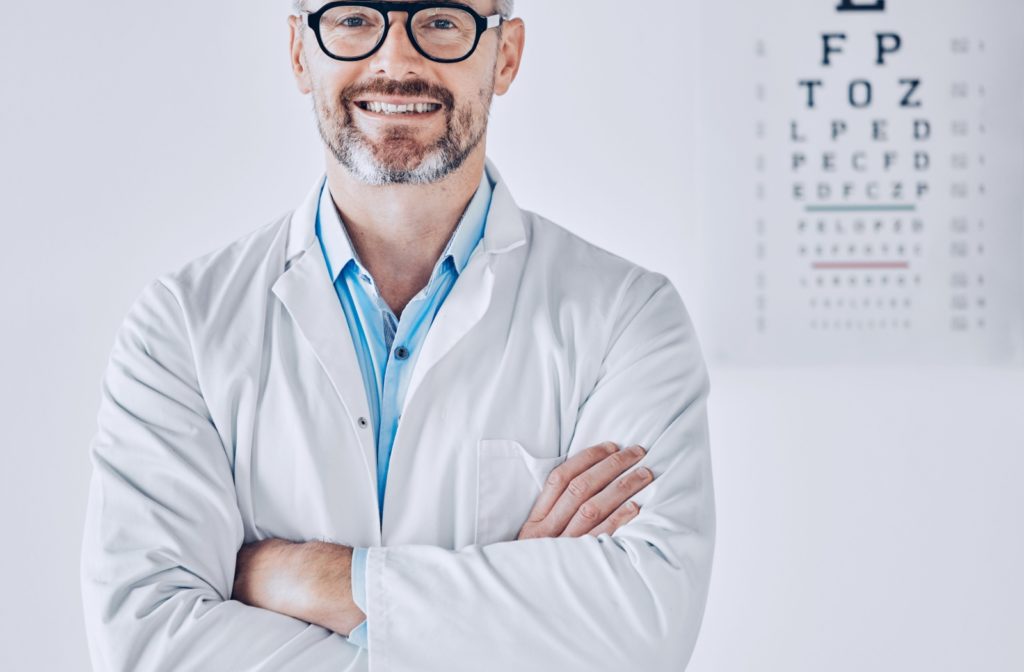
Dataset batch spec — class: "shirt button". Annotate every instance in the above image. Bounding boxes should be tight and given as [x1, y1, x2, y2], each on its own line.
[395, 346, 410, 360]
[357, 417, 369, 428]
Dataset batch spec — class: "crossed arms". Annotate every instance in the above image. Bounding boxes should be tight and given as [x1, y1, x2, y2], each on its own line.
[229, 440, 659, 638]
[80, 268, 715, 672]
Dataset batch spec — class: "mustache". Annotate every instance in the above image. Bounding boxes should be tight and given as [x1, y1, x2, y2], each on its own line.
[342, 78, 456, 109]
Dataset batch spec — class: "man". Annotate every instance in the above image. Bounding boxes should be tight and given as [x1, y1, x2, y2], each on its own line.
[80, 1, 716, 670]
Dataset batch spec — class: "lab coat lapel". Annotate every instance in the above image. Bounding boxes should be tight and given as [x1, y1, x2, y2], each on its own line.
[271, 177, 379, 496]
[401, 253, 495, 416]
[401, 158, 527, 416]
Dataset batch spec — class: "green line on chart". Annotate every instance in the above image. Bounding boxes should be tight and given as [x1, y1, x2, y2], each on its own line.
[805, 204, 917, 213]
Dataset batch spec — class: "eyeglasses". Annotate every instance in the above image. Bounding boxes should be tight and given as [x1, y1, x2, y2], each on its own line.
[299, 1, 505, 64]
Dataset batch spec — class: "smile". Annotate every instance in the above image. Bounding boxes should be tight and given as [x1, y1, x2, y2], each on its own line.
[355, 100, 443, 115]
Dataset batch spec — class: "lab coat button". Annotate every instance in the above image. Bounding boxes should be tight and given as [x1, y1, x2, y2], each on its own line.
[395, 346, 410, 360]
[357, 416, 369, 428]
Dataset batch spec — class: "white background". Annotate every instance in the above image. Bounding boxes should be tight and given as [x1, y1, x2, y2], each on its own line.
[0, 1, 1020, 670]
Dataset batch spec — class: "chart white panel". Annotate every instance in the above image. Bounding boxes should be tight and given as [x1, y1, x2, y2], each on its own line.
[697, 0, 1024, 366]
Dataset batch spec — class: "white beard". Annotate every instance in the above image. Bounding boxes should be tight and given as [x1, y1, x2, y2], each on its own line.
[341, 134, 461, 186]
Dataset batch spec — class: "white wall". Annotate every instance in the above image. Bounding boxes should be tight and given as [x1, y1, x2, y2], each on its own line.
[0, 1, 1020, 670]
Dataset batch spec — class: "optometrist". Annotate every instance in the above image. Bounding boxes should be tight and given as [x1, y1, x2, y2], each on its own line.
[80, 1, 715, 671]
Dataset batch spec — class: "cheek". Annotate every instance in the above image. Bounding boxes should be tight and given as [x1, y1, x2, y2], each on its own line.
[457, 106, 474, 130]
[312, 84, 352, 125]
[315, 79, 343, 106]
[310, 64, 358, 104]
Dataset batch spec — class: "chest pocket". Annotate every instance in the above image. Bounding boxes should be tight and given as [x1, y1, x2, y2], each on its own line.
[475, 439, 567, 546]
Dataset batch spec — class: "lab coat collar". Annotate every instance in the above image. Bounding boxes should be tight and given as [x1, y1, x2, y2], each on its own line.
[285, 156, 525, 265]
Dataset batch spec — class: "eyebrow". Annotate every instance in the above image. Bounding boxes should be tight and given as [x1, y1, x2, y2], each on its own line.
[392, 0, 482, 7]
[314, 0, 487, 12]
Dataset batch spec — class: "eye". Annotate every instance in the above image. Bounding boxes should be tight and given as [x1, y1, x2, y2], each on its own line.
[322, 9, 380, 29]
[430, 18, 455, 30]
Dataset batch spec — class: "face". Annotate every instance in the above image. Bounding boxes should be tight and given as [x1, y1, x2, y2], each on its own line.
[289, 1, 524, 186]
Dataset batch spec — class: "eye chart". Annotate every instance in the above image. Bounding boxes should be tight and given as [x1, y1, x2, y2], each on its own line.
[697, 0, 1024, 366]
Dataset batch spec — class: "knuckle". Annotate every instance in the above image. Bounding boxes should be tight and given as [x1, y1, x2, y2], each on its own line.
[606, 451, 630, 470]
[567, 475, 590, 498]
[615, 475, 635, 493]
[577, 503, 601, 521]
[619, 501, 640, 517]
[634, 467, 653, 482]
[545, 468, 565, 488]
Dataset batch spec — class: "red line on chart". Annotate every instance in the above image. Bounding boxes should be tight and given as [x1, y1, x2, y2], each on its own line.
[812, 261, 911, 270]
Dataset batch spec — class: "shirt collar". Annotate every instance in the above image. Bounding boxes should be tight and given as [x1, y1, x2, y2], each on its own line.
[316, 167, 494, 285]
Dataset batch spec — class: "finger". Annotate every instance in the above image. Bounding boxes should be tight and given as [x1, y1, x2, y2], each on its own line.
[545, 445, 647, 535]
[587, 501, 641, 538]
[561, 465, 654, 537]
[524, 441, 620, 524]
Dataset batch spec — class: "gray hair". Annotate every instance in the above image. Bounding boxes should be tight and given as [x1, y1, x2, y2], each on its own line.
[292, 1, 515, 18]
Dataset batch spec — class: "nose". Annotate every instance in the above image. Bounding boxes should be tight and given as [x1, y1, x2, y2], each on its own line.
[366, 11, 426, 78]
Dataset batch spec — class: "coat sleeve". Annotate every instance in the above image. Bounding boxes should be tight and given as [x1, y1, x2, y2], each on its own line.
[361, 268, 716, 672]
[80, 279, 368, 672]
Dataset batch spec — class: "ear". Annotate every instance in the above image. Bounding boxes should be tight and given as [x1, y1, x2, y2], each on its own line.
[289, 15, 313, 94]
[493, 18, 525, 97]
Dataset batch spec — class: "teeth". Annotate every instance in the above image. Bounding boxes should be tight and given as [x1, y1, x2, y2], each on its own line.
[363, 101, 440, 115]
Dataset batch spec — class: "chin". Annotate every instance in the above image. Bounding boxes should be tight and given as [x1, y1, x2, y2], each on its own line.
[345, 149, 453, 186]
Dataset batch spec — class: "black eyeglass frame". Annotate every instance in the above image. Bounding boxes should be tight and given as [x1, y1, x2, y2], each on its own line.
[300, 1, 505, 64]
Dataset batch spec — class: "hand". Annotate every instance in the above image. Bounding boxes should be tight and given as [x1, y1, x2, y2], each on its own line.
[517, 441, 653, 540]
[233, 538, 365, 636]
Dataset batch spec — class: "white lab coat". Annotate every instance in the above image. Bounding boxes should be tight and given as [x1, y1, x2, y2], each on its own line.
[80, 158, 716, 672]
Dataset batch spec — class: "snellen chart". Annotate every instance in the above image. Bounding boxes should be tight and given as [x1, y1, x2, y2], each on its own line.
[698, 0, 1024, 366]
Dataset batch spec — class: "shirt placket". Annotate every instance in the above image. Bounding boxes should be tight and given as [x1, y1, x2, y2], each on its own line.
[367, 276, 432, 518]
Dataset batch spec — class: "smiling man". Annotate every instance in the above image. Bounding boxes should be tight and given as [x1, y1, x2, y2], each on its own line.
[80, 2, 716, 671]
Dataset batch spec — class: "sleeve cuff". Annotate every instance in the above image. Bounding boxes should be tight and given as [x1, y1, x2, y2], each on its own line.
[348, 547, 369, 649]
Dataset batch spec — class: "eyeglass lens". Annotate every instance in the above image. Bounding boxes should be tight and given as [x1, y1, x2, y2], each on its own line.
[319, 6, 478, 60]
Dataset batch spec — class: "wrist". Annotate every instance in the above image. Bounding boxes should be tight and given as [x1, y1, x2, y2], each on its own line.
[300, 541, 363, 635]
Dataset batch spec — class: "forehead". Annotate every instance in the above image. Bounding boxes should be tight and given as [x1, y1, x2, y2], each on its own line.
[304, 0, 491, 11]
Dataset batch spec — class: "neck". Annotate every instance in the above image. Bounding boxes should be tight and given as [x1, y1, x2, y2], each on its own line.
[323, 145, 487, 295]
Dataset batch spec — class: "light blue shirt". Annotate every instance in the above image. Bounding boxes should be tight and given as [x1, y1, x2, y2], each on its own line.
[314, 168, 494, 650]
